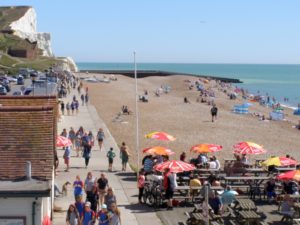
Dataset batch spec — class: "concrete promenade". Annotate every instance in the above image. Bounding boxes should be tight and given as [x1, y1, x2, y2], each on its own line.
[52, 87, 162, 225]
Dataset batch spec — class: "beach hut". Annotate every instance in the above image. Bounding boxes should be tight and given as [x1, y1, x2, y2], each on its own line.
[233, 104, 249, 114]
[269, 109, 284, 121]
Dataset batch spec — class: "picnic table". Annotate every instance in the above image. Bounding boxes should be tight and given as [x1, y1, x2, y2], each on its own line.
[224, 176, 270, 185]
[233, 198, 257, 211]
[274, 167, 296, 173]
[238, 210, 261, 225]
[245, 168, 268, 176]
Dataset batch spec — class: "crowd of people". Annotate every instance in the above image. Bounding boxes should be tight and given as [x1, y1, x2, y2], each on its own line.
[66, 172, 121, 225]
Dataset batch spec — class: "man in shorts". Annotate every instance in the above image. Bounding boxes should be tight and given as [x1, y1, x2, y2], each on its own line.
[211, 104, 218, 122]
[164, 168, 175, 210]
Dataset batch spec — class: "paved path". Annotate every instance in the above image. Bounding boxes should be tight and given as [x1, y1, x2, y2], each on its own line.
[53, 87, 162, 225]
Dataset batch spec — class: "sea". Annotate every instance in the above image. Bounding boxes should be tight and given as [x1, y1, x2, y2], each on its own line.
[77, 63, 300, 109]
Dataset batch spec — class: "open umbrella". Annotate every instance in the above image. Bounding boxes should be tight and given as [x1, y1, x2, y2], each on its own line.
[277, 170, 300, 181]
[154, 160, 195, 173]
[143, 146, 175, 156]
[233, 141, 266, 155]
[56, 136, 72, 147]
[262, 156, 298, 167]
[145, 131, 176, 141]
[190, 144, 222, 153]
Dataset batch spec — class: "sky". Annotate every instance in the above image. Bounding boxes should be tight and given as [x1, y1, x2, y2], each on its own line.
[1, 0, 300, 64]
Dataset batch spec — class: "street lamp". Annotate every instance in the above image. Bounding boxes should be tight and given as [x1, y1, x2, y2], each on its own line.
[134, 51, 140, 175]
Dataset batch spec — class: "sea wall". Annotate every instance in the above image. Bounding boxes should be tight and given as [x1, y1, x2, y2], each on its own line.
[9, 7, 53, 57]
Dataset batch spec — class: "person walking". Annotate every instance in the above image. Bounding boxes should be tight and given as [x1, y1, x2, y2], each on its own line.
[120, 142, 130, 171]
[71, 101, 75, 115]
[61, 101, 65, 115]
[164, 168, 176, 210]
[73, 175, 84, 199]
[97, 204, 109, 225]
[210, 104, 218, 122]
[81, 202, 95, 225]
[81, 94, 85, 106]
[104, 187, 117, 212]
[107, 148, 116, 172]
[66, 204, 80, 225]
[138, 169, 145, 204]
[109, 202, 121, 225]
[69, 127, 76, 149]
[97, 128, 105, 151]
[84, 172, 97, 211]
[82, 132, 92, 168]
[85, 93, 89, 105]
[97, 173, 109, 206]
[66, 102, 70, 116]
[63, 145, 71, 171]
[88, 131, 95, 150]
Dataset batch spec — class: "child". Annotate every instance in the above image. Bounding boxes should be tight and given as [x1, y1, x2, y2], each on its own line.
[74, 196, 85, 217]
[108, 202, 121, 225]
[64, 146, 71, 171]
[66, 204, 80, 225]
[106, 147, 116, 172]
[81, 202, 95, 225]
[138, 169, 145, 204]
[97, 204, 109, 225]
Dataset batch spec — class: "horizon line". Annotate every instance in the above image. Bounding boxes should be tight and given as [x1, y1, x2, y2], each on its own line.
[76, 62, 300, 65]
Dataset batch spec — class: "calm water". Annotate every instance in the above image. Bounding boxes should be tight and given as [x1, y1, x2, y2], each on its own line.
[77, 63, 300, 107]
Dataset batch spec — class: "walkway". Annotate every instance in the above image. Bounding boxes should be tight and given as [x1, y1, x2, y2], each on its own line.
[53, 86, 162, 225]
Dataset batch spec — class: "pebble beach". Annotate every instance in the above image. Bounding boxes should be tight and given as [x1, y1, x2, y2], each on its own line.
[79, 73, 300, 167]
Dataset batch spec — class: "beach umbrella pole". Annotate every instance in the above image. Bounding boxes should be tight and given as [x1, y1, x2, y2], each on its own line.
[134, 51, 140, 175]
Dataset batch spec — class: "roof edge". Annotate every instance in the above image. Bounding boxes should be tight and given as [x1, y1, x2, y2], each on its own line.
[0, 95, 57, 100]
[0, 105, 54, 112]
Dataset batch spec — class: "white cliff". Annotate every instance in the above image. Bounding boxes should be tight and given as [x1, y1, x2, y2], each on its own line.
[56, 57, 79, 72]
[9, 7, 53, 57]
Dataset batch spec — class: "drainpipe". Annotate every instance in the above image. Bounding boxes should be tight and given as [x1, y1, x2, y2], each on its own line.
[32, 201, 36, 225]
[26, 161, 31, 180]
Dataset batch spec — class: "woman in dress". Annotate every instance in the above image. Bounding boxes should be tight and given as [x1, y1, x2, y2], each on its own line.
[97, 128, 105, 151]
[120, 142, 130, 171]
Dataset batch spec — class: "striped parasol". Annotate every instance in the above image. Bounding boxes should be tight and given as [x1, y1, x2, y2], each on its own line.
[233, 141, 266, 155]
[145, 131, 176, 141]
[190, 144, 222, 153]
[154, 160, 195, 173]
[277, 170, 300, 181]
[56, 136, 72, 147]
[142, 146, 175, 156]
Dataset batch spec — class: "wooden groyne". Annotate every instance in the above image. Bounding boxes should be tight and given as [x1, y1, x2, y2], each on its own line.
[80, 70, 242, 83]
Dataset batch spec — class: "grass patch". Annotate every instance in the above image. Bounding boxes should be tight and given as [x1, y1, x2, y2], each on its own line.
[0, 54, 18, 66]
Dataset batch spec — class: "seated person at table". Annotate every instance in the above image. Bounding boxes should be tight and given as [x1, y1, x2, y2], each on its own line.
[212, 177, 221, 187]
[241, 154, 248, 164]
[209, 192, 223, 215]
[280, 194, 295, 218]
[189, 175, 202, 195]
[197, 153, 208, 166]
[283, 180, 299, 195]
[208, 157, 217, 169]
[213, 156, 221, 170]
[221, 185, 236, 206]
[265, 178, 276, 202]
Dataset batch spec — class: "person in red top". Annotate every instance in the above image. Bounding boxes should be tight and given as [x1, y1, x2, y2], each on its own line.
[164, 168, 174, 210]
[137, 169, 145, 204]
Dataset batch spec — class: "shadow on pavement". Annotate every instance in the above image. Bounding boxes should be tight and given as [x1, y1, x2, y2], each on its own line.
[118, 203, 160, 214]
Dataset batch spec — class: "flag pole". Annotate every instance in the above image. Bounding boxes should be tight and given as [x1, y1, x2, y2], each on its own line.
[134, 51, 140, 176]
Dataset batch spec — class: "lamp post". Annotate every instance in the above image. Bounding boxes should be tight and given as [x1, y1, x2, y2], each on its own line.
[134, 51, 140, 175]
